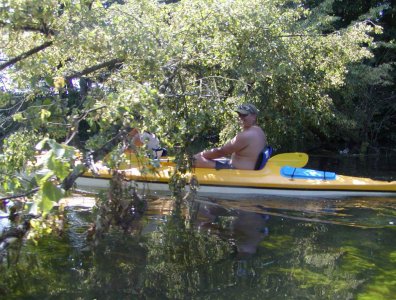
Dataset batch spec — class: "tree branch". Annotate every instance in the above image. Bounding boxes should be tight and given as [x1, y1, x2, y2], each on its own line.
[65, 58, 124, 80]
[1, 127, 130, 201]
[0, 41, 53, 71]
[0, 21, 56, 36]
[0, 188, 39, 202]
[62, 127, 131, 190]
[64, 105, 107, 145]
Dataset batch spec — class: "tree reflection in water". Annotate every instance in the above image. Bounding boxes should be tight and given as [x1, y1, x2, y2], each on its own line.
[1, 192, 396, 299]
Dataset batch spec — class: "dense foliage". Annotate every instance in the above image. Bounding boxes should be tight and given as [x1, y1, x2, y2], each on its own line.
[0, 0, 394, 211]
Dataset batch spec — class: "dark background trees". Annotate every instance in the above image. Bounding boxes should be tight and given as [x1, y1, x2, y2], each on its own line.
[304, 0, 395, 153]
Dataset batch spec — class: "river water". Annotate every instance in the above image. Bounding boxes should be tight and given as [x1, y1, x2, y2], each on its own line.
[1, 154, 396, 299]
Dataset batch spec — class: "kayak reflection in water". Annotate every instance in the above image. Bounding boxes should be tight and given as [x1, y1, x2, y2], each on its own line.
[193, 103, 267, 170]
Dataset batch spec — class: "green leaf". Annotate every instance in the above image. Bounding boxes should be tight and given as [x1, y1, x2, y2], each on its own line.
[12, 113, 25, 122]
[35, 138, 49, 151]
[47, 154, 70, 180]
[44, 76, 54, 87]
[36, 169, 55, 186]
[39, 182, 64, 214]
[47, 139, 75, 159]
[40, 109, 51, 121]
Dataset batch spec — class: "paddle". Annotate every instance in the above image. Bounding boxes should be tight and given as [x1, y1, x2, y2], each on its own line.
[266, 152, 309, 168]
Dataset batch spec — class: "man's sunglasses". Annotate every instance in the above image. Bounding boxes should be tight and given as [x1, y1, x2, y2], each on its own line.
[237, 112, 249, 118]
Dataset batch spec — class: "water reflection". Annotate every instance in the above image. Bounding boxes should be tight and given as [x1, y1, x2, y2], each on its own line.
[202, 196, 396, 229]
[2, 193, 396, 299]
[193, 201, 269, 256]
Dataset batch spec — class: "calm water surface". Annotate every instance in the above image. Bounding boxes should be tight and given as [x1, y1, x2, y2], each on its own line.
[1, 155, 396, 299]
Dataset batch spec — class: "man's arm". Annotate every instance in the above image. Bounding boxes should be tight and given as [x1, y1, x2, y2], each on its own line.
[201, 147, 228, 159]
[202, 133, 249, 159]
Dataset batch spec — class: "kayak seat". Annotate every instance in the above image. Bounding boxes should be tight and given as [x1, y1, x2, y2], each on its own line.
[280, 166, 336, 180]
[255, 146, 273, 170]
[152, 147, 168, 159]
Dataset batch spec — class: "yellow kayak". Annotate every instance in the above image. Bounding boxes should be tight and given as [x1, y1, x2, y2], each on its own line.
[76, 152, 396, 198]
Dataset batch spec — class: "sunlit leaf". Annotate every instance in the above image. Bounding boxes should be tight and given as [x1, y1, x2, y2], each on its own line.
[38, 181, 64, 214]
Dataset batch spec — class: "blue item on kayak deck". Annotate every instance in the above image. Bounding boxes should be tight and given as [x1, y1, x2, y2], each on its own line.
[255, 146, 273, 170]
[280, 166, 336, 180]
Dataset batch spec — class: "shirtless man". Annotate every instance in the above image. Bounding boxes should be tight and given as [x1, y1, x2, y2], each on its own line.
[193, 103, 267, 170]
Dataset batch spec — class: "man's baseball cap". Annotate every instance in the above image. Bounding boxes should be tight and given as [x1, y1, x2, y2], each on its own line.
[235, 103, 259, 115]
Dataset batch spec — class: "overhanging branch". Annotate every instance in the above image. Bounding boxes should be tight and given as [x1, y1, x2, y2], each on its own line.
[0, 41, 53, 71]
[65, 58, 124, 80]
[1, 127, 131, 201]
[0, 20, 56, 36]
[62, 127, 130, 190]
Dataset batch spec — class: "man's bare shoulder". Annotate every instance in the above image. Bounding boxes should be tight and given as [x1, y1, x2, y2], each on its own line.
[242, 126, 264, 136]
[234, 130, 251, 142]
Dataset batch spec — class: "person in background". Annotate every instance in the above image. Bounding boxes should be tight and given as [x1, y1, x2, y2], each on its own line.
[193, 103, 267, 170]
[128, 128, 166, 158]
